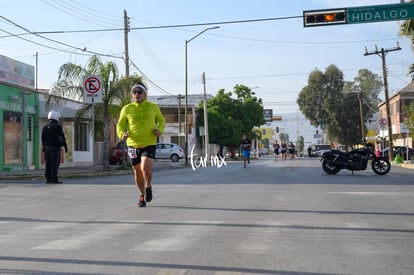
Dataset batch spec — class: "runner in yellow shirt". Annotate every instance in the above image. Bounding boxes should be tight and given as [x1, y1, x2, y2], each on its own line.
[117, 83, 165, 207]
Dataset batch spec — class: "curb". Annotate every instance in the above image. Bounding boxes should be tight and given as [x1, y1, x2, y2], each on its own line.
[0, 162, 186, 181]
[400, 163, 414, 170]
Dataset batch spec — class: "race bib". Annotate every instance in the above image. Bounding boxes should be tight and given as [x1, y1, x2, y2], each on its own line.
[128, 147, 137, 159]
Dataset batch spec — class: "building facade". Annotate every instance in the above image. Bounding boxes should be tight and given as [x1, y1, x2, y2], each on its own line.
[378, 81, 414, 149]
[0, 55, 38, 171]
[0, 55, 94, 172]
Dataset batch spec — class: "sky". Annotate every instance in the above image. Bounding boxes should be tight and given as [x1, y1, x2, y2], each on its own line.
[1, 0, 413, 119]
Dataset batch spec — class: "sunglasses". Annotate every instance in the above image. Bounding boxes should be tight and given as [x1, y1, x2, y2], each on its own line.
[132, 90, 145, 95]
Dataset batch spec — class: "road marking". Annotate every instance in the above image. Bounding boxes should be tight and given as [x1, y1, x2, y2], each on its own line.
[134, 237, 186, 251]
[155, 270, 188, 275]
[33, 222, 144, 250]
[33, 239, 85, 250]
[155, 271, 241, 275]
[134, 220, 223, 251]
[329, 192, 401, 195]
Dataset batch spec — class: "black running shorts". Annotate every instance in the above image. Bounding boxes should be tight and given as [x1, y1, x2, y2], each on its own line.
[128, 145, 156, 166]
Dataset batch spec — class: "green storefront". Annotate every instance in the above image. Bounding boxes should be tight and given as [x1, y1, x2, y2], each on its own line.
[0, 55, 39, 171]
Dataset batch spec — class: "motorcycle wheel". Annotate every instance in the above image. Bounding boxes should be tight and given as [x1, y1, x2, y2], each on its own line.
[322, 159, 341, 175]
[371, 157, 391, 175]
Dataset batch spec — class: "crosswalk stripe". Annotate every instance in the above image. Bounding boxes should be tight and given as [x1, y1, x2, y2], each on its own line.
[33, 222, 145, 250]
[133, 221, 223, 252]
[155, 269, 188, 275]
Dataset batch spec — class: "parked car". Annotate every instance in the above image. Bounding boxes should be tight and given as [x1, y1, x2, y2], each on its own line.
[381, 146, 414, 160]
[155, 143, 185, 162]
[314, 149, 330, 157]
[110, 141, 128, 165]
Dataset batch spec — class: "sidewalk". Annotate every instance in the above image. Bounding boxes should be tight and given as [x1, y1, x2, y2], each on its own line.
[400, 162, 414, 170]
[0, 161, 185, 181]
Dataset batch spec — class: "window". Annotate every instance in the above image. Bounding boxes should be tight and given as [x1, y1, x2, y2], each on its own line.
[74, 121, 89, 151]
[3, 111, 22, 164]
[27, 115, 33, 141]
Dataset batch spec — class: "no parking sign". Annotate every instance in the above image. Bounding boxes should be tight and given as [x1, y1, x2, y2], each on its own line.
[83, 75, 103, 103]
[378, 118, 387, 129]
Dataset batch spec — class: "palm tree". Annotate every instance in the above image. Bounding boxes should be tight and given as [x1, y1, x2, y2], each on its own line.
[251, 129, 262, 157]
[49, 55, 119, 171]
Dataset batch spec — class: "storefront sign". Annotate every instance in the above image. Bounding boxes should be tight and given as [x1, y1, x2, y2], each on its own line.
[0, 55, 34, 90]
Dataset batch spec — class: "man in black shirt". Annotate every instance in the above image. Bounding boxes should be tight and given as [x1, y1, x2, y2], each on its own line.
[41, 111, 67, 184]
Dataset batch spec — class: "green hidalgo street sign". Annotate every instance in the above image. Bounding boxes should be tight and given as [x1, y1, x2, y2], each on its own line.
[304, 3, 414, 27]
[348, 3, 414, 24]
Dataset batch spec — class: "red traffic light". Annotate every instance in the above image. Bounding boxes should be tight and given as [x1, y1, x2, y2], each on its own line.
[304, 9, 347, 27]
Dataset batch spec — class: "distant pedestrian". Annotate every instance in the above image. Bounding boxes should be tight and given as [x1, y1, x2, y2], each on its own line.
[376, 141, 381, 157]
[288, 142, 296, 159]
[280, 140, 287, 160]
[41, 111, 67, 184]
[117, 83, 165, 207]
[240, 134, 252, 168]
[273, 140, 280, 162]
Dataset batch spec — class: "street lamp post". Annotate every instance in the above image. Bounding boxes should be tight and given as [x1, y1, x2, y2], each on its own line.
[184, 26, 219, 165]
[202, 72, 209, 159]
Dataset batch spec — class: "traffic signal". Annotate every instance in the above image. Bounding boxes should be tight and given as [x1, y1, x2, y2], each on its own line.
[303, 9, 347, 27]
[276, 126, 279, 133]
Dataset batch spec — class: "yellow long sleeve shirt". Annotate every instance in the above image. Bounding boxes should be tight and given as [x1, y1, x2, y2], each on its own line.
[116, 99, 165, 148]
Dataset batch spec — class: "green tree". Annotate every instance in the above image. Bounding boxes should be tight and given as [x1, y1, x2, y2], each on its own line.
[297, 65, 382, 148]
[48, 55, 119, 171]
[400, 1, 414, 77]
[342, 69, 383, 138]
[234, 84, 265, 134]
[400, 5, 414, 141]
[404, 102, 414, 139]
[297, 65, 344, 140]
[198, 85, 265, 156]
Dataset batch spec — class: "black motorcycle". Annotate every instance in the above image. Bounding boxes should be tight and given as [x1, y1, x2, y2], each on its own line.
[320, 142, 391, 175]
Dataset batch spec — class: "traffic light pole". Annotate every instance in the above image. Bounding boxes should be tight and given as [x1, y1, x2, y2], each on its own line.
[364, 43, 401, 160]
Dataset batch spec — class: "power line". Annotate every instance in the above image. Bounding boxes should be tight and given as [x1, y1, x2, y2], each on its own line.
[0, 16, 123, 59]
[66, 0, 122, 24]
[129, 58, 176, 97]
[2, 13, 402, 47]
[41, 0, 121, 28]
[29, 14, 302, 35]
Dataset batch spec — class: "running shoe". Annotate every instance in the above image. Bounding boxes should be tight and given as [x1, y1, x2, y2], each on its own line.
[145, 186, 153, 202]
[138, 195, 146, 207]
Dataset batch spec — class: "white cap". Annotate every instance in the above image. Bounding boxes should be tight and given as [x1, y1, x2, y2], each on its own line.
[47, 111, 60, 121]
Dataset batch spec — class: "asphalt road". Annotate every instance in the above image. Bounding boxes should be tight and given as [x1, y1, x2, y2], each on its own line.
[0, 156, 413, 275]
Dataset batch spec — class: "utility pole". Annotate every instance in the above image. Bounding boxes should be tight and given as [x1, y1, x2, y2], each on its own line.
[202, 72, 209, 159]
[177, 94, 185, 147]
[358, 92, 364, 140]
[124, 10, 130, 77]
[364, 42, 401, 160]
